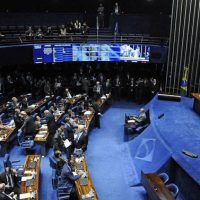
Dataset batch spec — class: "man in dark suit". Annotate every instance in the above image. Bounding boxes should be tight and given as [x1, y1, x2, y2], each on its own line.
[64, 117, 75, 158]
[44, 110, 56, 147]
[13, 109, 23, 130]
[92, 98, 101, 128]
[20, 110, 35, 137]
[53, 127, 65, 152]
[58, 163, 80, 199]
[93, 81, 103, 99]
[0, 167, 20, 195]
[52, 150, 67, 171]
[103, 79, 112, 94]
[74, 129, 88, 152]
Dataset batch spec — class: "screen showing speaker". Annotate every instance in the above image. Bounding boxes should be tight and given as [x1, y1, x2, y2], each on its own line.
[33, 43, 151, 63]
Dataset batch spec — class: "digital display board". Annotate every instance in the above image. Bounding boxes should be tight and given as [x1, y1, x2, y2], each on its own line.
[33, 43, 150, 63]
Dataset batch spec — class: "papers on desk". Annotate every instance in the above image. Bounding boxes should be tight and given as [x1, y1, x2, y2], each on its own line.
[75, 94, 81, 98]
[64, 139, 72, 148]
[28, 104, 36, 109]
[78, 124, 85, 130]
[41, 124, 47, 129]
[101, 95, 106, 100]
[72, 171, 78, 176]
[19, 192, 35, 199]
[21, 176, 33, 182]
[127, 120, 136, 123]
[82, 189, 95, 200]
[84, 111, 92, 115]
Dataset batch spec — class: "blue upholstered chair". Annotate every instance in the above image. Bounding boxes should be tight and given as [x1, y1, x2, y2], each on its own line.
[47, 101, 53, 109]
[158, 172, 169, 184]
[32, 113, 38, 120]
[17, 131, 34, 151]
[56, 96, 62, 103]
[39, 106, 46, 117]
[0, 112, 5, 119]
[3, 154, 24, 177]
[166, 183, 179, 198]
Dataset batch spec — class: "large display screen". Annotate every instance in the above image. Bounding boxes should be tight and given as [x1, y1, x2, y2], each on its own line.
[33, 43, 150, 63]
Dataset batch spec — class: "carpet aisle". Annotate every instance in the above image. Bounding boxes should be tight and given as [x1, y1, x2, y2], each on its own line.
[86, 101, 146, 200]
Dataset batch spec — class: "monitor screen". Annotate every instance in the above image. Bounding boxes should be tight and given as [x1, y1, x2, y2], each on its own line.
[33, 43, 150, 63]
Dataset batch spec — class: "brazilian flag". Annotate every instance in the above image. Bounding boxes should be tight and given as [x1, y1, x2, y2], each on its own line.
[180, 66, 189, 96]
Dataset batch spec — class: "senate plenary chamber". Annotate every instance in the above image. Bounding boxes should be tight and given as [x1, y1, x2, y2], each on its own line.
[0, 0, 199, 200]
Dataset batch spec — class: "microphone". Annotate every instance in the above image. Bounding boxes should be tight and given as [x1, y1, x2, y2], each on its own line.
[158, 113, 164, 119]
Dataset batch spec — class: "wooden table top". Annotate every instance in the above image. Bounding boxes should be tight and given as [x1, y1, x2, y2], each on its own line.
[191, 93, 200, 101]
[73, 157, 98, 200]
[0, 126, 15, 142]
[21, 155, 40, 200]
[34, 127, 49, 142]
[141, 171, 175, 200]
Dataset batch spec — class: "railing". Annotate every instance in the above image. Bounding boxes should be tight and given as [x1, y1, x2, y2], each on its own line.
[0, 34, 168, 46]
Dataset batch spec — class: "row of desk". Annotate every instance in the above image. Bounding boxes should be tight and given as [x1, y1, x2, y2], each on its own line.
[0, 96, 55, 156]
[72, 94, 111, 200]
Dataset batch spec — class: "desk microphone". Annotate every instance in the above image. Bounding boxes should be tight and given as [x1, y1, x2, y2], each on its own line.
[158, 113, 164, 119]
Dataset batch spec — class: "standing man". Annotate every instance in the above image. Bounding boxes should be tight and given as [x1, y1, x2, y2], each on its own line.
[113, 2, 120, 35]
[97, 3, 105, 28]
[44, 110, 56, 147]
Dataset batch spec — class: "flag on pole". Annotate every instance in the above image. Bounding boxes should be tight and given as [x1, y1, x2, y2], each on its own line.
[180, 66, 189, 96]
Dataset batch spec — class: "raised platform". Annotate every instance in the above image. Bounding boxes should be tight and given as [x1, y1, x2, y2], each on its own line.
[121, 95, 200, 199]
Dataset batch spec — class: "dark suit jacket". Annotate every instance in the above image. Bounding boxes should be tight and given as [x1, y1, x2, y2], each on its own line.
[21, 115, 36, 136]
[58, 163, 80, 193]
[103, 82, 112, 94]
[0, 171, 19, 194]
[0, 192, 13, 200]
[53, 131, 64, 151]
[13, 114, 23, 130]
[75, 131, 88, 151]
[64, 123, 74, 143]
[46, 113, 56, 134]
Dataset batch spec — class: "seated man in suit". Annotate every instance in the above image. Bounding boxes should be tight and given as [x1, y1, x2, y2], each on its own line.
[128, 108, 147, 126]
[0, 183, 17, 200]
[58, 162, 80, 199]
[0, 167, 20, 195]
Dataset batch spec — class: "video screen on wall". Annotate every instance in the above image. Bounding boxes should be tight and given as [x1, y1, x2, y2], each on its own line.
[33, 43, 150, 63]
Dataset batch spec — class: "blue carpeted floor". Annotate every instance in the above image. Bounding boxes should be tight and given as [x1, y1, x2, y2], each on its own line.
[86, 101, 146, 200]
[0, 100, 147, 200]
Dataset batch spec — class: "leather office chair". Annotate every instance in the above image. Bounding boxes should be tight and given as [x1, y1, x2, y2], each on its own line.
[166, 183, 179, 198]
[158, 172, 169, 184]
[17, 131, 34, 151]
